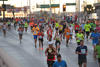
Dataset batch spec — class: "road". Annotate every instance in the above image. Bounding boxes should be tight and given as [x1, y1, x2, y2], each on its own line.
[0, 25, 98, 67]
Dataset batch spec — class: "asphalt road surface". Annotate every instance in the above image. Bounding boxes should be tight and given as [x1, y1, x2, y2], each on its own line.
[0, 26, 99, 67]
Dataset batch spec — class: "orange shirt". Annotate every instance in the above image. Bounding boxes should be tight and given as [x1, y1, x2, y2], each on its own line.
[64, 28, 70, 39]
[32, 27, 39, 35]
[29, 22, 34, 26]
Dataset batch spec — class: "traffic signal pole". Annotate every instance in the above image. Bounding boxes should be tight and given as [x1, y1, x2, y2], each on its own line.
[3, 0, 5, 22]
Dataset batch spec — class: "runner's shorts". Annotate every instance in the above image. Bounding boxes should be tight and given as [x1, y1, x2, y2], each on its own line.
[47, 61, 55, 67]
[59, 30, 63, 34]
[92, 40, 98, 46]
[86, 31, 90, 36]
[75, 30, 78, 33]
[55, 40, 61, 46]
[33, 35, 38, 39]
[78, 57, 87, 65]
[39, 38, 43, 42]
[98, 58, 100, 63]
[55, 28, 58, 31]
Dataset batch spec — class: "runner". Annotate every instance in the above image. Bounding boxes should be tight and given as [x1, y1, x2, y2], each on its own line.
[76, 40, 88, 67]
[45, 41, 57, 67]
[54, 30, 61, 53]
[14, 20, 17, 30]
[19, 21, 24, 29]
[7, 20, 11, 30]
[64, 26, 70, 47]
[76, 30, 84, 45]
[84, 22, 91, 40]
[29, 21, 34, 30]
[69, 25, 73, 40]
[47, 26, 53, 40]
[18, 26, 24, 44]
[2, 22, 7, 37]
[62, 23, 66, 39]
[53, 54, 67, 67]
[90, 29, 99, 56]
[74, 23, 80, 34]
[94, 39, 100, 67]
[80, 23, 85, 33]
[55, 22, 59, 31]
[24, 21, 28, 32]
[58, 23, 63, 39]
[89, 21, 96, 32]
[32, 24, 39, 48]
[38, 29, 44, 50]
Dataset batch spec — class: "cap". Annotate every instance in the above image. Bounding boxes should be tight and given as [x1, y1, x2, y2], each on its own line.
[35, 24, 37, 26]
[48, 41, 53, 45]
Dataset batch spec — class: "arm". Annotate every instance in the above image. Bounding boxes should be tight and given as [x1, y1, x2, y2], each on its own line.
[94, 48, 97, 59]
[53, 34, 56, 40]
[75, 47, 81, 54]
[45, 48, 48, 56]
[65, 61, 67, 67]
[86, 46, 88, 55]
[52, 47, 57, 55]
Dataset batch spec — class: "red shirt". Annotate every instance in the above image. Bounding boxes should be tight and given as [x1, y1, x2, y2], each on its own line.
[29, 22, 34, 26]
[96, 27, 100, 32]
[74, 24, 80, 30]
[47, 29, 53, 36]
[38, 32, 44, 38]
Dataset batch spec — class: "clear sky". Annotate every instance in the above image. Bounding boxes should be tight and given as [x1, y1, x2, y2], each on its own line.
[0, 0, 96, 12]
[0, 0, 76, 7]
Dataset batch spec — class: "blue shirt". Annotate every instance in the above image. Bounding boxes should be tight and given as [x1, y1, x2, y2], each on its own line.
[53, 60, 67, 67]
[81, 24, 85, 30]
[91, 32, 99, 44]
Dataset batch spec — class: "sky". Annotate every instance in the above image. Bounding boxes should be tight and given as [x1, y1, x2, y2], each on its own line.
[0, 0, 97, 12]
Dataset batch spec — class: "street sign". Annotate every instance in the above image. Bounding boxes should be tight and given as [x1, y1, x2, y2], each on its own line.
[37, 4, 60, 8]
[51, 4, 60, 8]
[66, 3, 76, 6]
[40, 5, 50, 8]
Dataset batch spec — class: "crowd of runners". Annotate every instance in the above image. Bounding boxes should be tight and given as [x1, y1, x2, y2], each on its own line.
[0, 14, 100, 67]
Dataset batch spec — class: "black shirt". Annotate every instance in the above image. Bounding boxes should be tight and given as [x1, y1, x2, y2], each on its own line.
[76, 45, 87, 59]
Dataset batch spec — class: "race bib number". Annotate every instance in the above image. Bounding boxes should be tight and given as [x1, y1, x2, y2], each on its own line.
[76, 27, 78, 30]
[48, 49, 52, 53]
[49, 32, 51, 35]
[39, 36, 42, 39]
[81, 49, 86, 54]
[66, 32, 69, 35]
[19, 31, 23, 34]
[34, 31, 36, 34]
[79, 38, 82, 40]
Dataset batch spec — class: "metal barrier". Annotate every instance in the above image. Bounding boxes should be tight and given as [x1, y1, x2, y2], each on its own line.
[0, 48, 21, 67]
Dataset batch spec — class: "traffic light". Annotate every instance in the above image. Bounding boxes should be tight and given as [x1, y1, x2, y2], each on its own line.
[63, 5, 66, 12]
[84, 5, 94, 14]
[2, 4, 6, 11]
[0, 11, 1, 16]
